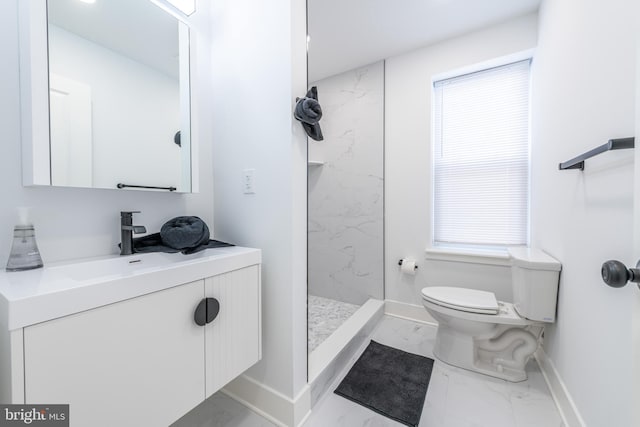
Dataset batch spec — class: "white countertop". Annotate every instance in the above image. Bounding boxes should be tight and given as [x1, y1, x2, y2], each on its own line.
[0, 246, 261, 330]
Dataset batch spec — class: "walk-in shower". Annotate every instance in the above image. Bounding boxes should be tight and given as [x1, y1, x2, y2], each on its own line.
[306, 58, 385, 384]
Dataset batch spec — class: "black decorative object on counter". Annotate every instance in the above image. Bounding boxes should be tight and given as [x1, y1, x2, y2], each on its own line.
[161, 216, 210, 250]
[130, 216, 234, 255]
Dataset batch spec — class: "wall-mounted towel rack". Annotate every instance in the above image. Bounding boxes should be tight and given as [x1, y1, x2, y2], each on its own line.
[117, 183, 177, 192]
[558, 137, 635, 171]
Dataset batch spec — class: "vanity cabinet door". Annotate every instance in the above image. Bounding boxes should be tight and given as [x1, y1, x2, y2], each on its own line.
[205, 265, 261, 396]
[23, 280, 206, 427]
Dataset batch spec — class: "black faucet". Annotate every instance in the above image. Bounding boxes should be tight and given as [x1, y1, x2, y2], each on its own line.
[120, 211, 147, 256]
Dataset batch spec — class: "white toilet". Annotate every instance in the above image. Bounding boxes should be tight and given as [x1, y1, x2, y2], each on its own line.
[421, 247, 561, 382]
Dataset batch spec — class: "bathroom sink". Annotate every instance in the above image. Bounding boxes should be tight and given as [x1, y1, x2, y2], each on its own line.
[47, 253, 169, 281]
[0, 246, 260, 330]
[45, 251, 219, 282]
[11, 248, 243, 283]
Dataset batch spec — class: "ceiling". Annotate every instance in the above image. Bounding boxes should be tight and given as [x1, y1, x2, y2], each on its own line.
[48, 0, 181, 79]
[308, 0, 541, 82]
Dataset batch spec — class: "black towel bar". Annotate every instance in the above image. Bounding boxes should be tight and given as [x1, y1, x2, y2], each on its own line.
[117, 183, 177, 192]
[558, 137, 635, 171]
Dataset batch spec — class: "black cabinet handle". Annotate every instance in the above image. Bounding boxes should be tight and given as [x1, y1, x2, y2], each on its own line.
[194, 298, 221, 326]
[206, 298, 220, 324]
[194, 299, 207, 326]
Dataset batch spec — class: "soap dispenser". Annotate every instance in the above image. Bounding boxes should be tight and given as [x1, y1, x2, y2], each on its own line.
[6, 207, 43, 272]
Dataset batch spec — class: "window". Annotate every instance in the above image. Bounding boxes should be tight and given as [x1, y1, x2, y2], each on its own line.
[432, 59, 530, 249]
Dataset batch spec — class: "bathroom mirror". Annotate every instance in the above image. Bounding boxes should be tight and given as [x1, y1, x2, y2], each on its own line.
[19, 0, 193, 192]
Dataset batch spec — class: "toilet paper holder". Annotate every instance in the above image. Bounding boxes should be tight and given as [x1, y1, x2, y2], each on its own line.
[398, 259, 418, 270]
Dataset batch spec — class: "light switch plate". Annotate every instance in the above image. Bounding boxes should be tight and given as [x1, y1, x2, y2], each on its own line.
[243, 169, 255, 194]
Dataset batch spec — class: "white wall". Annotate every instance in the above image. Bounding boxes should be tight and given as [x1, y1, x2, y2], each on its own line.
[308, 62, 384, 305]
[210, 0, 308, 405]
[531, 0, 636, 425]
[0, 0, 214, 264]
[49, 25, 182, 190]
[384, 13, 538, 307]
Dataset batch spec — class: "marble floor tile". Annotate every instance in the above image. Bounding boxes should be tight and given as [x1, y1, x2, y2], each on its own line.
[308, 295, 360, 352]
[440, 367, 516, 427]
[171, 392, 277, 427]
[507, 363, 565, 427]
[303, 315, 564, 427]
[174, 315, 564, 427]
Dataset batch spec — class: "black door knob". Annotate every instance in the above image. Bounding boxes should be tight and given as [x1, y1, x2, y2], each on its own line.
[601, 260, 640, 288]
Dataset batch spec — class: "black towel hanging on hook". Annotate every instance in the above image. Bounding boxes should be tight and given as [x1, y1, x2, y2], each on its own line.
[294, 86, 324, 141]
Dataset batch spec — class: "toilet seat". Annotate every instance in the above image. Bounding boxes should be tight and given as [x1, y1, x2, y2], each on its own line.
[422, 288, 535, 326]
[421, 287, 499, 315]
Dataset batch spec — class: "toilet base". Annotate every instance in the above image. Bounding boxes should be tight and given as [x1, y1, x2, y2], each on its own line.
[432, 322, 542, 382]
[433, 347, 528, 382]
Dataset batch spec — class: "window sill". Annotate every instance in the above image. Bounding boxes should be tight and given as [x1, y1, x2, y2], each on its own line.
[424, 247, 511, 266]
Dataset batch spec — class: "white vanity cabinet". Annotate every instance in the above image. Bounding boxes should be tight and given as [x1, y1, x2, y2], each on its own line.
[24, 280, 207, 427]
[205, 266, 261, 394]
[0, 248, 261, 427]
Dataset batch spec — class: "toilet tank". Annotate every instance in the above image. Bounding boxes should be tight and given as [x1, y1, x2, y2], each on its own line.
[508, 247, 561, 322]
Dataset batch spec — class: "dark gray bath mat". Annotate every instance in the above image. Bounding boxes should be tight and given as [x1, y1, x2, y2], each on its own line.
[334, 340, 434, 427]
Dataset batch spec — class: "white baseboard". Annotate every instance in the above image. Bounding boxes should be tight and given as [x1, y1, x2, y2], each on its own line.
[223, 375, 311, 427]
[534, 347, 586, 427]
[384, 299, 438, 325]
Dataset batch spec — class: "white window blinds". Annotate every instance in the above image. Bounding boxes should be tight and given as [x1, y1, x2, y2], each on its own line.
[433, 60, 530, 247]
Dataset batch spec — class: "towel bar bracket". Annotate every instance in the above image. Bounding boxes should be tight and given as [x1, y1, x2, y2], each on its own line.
[561, 161, 585, 171]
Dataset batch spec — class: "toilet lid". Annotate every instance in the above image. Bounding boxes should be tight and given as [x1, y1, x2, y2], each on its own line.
[421, 287, 499, 315]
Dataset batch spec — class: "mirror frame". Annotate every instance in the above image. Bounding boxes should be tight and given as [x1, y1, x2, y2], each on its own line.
[18, 0, 196, 193]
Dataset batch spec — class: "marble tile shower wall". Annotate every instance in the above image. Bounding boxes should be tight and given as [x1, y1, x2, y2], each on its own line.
[308, 62, 384, 305]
